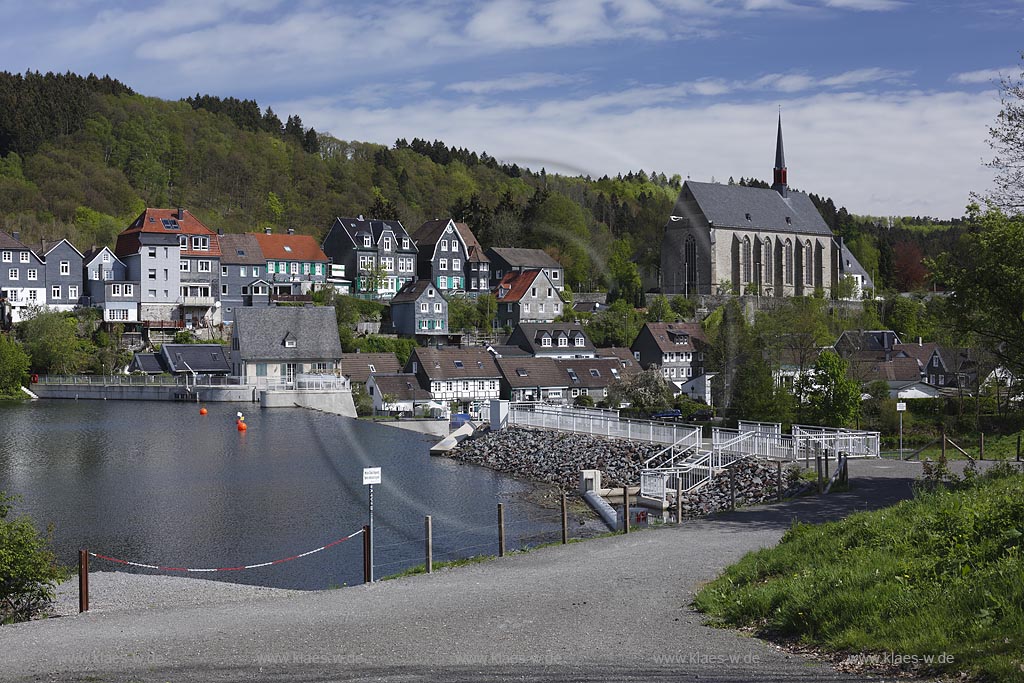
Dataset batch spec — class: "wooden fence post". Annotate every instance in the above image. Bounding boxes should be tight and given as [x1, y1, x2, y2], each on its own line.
[497, 503, 506, 557]
[1017, 433, 1021, 462]
[425, 516, 433, 574]
[941, 425, 947, 461]
[816, 456, 823, 494]
[560, 493, 568, 545]
[676, 477, 683, 524]
[78, 549, 89, 613]
[729, 468, 736, 511]
[623, 486, 630, 534]
[980, 432, 985, 460]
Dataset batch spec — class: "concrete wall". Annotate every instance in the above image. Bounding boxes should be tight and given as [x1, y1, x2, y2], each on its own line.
[261, 389, 356, 417]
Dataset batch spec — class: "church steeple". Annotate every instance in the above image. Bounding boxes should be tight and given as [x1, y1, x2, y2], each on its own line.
[772, 113, 788, 198]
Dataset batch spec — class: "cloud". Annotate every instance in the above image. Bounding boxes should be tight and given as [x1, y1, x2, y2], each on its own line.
[951, 66, 1018, 84]
[283, 87, 998, 219]
[447, 72, 579, 95]
[822, 0, 904, 9]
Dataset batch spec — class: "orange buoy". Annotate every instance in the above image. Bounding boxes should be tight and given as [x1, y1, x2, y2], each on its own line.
[237, 420, 247, 432]
[199, 407, 208, 416]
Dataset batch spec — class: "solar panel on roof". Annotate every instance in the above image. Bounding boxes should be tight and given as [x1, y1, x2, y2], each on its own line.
[237, 250, 245, 256]
[161, 219, 181, 230]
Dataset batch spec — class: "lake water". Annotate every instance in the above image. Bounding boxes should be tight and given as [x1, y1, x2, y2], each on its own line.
[0, 400, 565, 589]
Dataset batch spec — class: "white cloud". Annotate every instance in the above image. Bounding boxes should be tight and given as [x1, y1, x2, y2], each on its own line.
[284, 87, 998, 218]
[447, 72, 579, 95]
[823, 0, 904, 10]
[951, 66, 1018, 84]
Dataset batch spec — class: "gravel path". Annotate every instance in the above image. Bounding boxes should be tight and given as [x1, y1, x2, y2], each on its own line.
[0, 459, 962, 682]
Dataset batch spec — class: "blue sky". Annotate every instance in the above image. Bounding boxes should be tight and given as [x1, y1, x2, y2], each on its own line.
[1, 0, 1020, 218]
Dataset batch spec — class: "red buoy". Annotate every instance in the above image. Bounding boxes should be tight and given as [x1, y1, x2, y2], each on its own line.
[199, 407, 208, 416]
[237, 419, 247, 432]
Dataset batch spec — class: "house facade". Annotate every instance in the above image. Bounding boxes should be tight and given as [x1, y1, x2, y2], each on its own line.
[0, 231, 47, 323]
[339, 352, 402, 388]
[253, 229, 328, 297]
[366, 373, 433, 414]
[505, 322, 595, 358]
[321, 216, 418, 299]
[412, 219, 490, 294]
[553, 358, 625, 403]
[495, 357, 569, 403]
[487, 247, 564, 292]
[389, 279, 449, 341]
[82, 247, 137, 324]
[217, 233, 269, 324]
[631, 322, 708, 386]
[660, 118, 838, 298]
[35, 239, 83, 312]
[493, 269, 565, 330]
[230, 306, 343, 384]
[405, 347, 501, 414]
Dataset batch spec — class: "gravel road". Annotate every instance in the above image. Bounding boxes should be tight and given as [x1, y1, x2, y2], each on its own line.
[0, 459, 957, 682]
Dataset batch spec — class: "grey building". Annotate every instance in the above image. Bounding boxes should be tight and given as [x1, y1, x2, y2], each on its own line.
[661, 117, 838, 297]
[630, 322, 708, 386]
[83, 247, 138, 324]
[486, 247, 564, 292]
[339, 352, 402, 388]
[218, 233, 269, 324]
[130, 343, 231, 376]
[230, 306, 343, 384]
[33, 239, 83, 312]
[494, 356, 569, 403]
[321, 216, 418, 299]
[0, 231, 47, 323]
[506, 322, 596, 358]
[493, 269, 565, 330]
[405, 346, 502, 414]
[553, 357, 626, 403]
[389, 279, 449, 342]
[412, 219, 490, 294]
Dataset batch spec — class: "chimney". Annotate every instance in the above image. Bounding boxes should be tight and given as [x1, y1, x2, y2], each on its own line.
[217, 228, 224, 236]
[918, 337, 922, 346]
[358, 214, 364, 221]
[11, 231, 19, 242]
[177, 208, 184, 220]
[265, 228, 272, 235]
[287, 228, 295, 235]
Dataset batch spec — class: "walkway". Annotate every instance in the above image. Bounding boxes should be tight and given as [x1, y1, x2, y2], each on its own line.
[0, 460, 934, 683]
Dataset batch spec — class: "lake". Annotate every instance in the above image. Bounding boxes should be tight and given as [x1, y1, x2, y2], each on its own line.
[0, 400, 565, 589]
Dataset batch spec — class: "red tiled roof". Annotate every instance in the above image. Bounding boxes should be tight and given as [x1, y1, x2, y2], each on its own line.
[252, 233, 327, 262]
[115, 208, 221, 258]
[493, 269, 542, 303]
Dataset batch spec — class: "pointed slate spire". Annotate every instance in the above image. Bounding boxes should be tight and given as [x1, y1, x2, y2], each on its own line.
[772, 113, 788, 197]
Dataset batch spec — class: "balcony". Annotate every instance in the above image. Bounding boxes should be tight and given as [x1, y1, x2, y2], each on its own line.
[181, 296, 215, 307]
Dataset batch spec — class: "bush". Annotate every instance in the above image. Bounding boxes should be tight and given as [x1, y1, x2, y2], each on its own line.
[0, 493, 70, 623]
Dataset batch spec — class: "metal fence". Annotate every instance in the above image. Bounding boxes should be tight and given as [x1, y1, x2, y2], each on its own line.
[508, 404, 702, 447]
[38, 374, 350, 392]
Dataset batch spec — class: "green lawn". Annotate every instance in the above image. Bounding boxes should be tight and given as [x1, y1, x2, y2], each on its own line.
[693, 464, 1024, 681]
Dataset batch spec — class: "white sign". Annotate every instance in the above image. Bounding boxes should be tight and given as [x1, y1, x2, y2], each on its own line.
[362, 467, 381, 485]
[896, 402, 907, 412]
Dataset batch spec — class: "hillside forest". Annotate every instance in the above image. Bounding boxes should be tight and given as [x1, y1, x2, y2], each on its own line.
[0, 70, 959, 294]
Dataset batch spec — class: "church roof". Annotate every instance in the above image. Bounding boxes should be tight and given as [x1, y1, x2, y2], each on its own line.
[683, 181, 832, 236]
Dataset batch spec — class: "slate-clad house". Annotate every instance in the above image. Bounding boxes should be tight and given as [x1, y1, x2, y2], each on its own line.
[493, 269, 564, 330]
[217, 233, 269, 324]
[34, 239, 83, 312]
[230, 306, 343, 385]
[405, 347, 501, 414]
[554, 357, 625, 403]
[506, 322, 596, 358]
[661, 117, 838, 297]
[321, 216, 418, 299]
[389, 279, 449, 342]
[339, 352, 402, 388]
[366, 373, 433, 414]
[0, 231, 46, 323]
[631, 322, 708, 385]
[486, 247, 565, 292]
[495, 356, 569, 403]
[82, 246, 138, 325]
[253, 229, 328, 296]
[412, 219, 490, 293]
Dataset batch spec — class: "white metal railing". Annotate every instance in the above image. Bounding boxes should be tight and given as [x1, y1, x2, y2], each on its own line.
[509, 404, 702, 447]
[509, 401, 620, 420]
[37, 374, 350, 392]
[792, 425, 880, 458]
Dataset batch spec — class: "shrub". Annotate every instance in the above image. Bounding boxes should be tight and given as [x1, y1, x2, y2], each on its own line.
[0, 493, 70, 624]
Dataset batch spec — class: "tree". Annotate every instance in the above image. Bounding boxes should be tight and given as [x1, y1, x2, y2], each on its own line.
[16, 309, 85, 374]
[929, 204, 1024, 377]
[0, 333, 29, 396]
[799, 351, 861, 427]
[892, 240, 927, 291]
[607, 366, 673, 411]
[607, 238, 643, 306]
[1, 493, 70, 623]
[646, 294, 675, 323]
[447, 295, 477, 332]
[475, 293, 497, 332]
[983, 52, 1024, 215]
[731, 355, 793, 424]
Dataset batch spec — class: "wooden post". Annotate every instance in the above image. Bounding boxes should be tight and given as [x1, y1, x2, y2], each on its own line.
[497, 503, 506, 557]
[78, 549, 89, 613]
[980, 432, 985, 460]
[816, 456, 823, 494]
[362, 524, 371, 584]
[560, 493, 568, 545]
[675, 477, 683, 524]
[843, 455, 849, 486]
[776, 461, 783, 502]
[618, 485, 626, 532]
[729, 468, 736, 511]
[824, 452, 830, 481]
[941, 425, 947, 461]
[425, 516, 433, 574]
[1016, 433, 1021, 462]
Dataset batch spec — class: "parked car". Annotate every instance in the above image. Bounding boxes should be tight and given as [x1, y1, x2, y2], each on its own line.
[686, 409, 714, 422]
[651, 409, 682, 420]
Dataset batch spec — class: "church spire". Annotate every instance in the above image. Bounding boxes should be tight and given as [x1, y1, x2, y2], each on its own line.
[772, 113, 788, 197]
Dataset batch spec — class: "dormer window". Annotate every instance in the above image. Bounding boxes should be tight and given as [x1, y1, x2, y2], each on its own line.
[558, 336, 568, 347]
[402, 238, 409, 250]
[363, 235, 371, 247]
[383, 236, 391, 251]
[574, 336, 584, 347]
[285, 339, 296, 348]
[541, 337, 552, 347]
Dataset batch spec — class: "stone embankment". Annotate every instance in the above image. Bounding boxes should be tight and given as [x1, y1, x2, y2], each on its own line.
[445, 427, 813, 515]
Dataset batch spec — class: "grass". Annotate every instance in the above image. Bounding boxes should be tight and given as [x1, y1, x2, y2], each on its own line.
[693, 464, 1024, 681]
[382, 554, 495, 580]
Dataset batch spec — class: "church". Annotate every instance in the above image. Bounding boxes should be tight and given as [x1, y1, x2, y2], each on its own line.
[661, 118, 841, 298]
